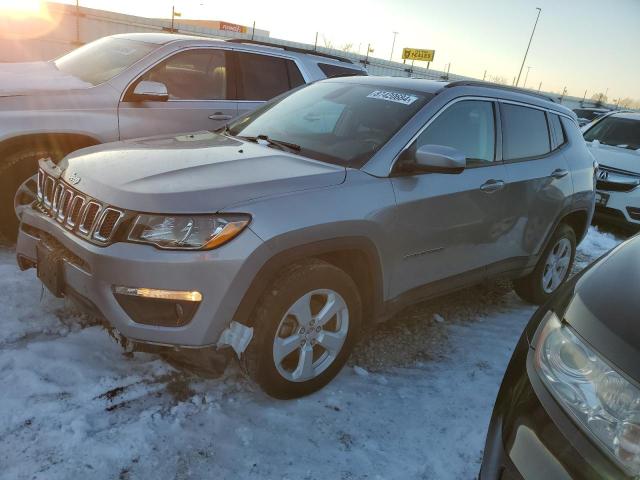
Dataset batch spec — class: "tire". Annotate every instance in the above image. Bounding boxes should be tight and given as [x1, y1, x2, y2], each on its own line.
[513, 223, 576, 305]
[243, 259, 362, 399]
[0, 147, 63, 241]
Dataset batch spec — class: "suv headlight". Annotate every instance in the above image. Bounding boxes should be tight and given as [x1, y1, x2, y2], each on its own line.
[535, 311, 640, 475]
[127, 214, 250, 250]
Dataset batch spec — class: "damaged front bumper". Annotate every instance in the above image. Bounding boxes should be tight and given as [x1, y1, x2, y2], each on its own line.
[16, 205, 264, 350]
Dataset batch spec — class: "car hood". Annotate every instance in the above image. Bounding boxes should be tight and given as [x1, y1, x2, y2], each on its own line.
[59, 131, 346, 213]
[564, 235, 640, 382]
[0, 61, 92, 97]
[587, 142, 640, 174]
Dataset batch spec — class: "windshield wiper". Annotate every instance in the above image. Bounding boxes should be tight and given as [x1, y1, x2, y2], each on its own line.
[214, 124, 231, 135]
[238, 134, 301, 153]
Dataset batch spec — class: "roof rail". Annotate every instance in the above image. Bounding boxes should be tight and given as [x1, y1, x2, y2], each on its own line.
[444, 80, 557, 103]
[226, 39, 354, 64]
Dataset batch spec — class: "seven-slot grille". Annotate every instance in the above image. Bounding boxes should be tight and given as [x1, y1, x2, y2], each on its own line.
[36, 167, 124, 244]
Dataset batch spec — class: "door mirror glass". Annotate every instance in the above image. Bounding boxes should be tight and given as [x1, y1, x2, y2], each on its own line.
[414, 144, 466, 173]
[131, 80, 169, 102]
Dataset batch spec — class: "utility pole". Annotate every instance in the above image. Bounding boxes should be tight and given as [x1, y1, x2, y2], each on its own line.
[516, 7, 541, 87]
[390, 31, 398, 61]
[482, 70, 487, 81]
[523, 66, 532, 88]
[75, 0, 80, 44]
[582, 89, 587, 104]
[251, 21, 255, 40]
[171, 5, 182, 32]
[446, 62, 451, 80]
[364, 43, 371, 66]
[314, 32, 318, 51]
[538, 81, 542, 92]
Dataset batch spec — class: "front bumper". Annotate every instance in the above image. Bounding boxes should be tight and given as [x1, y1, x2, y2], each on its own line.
[480, 311, 630, 479]
[595, 187, 640, 228]
[16, 207, 267, 347]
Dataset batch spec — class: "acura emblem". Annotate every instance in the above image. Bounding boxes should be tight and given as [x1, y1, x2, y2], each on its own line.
[67, 172, 81, 185]
[598, 170, 609, 180]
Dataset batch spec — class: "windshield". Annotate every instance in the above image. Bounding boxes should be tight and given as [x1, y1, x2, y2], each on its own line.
[584, 115, 640, 150]
[54, 37, 157, 86]
[227, 82, 430, 167]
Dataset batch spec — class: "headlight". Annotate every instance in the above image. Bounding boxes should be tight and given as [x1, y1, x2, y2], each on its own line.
[535, 311, 640, 475]
[127, 214, 250, 250]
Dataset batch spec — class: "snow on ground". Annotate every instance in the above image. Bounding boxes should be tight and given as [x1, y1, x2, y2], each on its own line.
[0, 226, 626, 480]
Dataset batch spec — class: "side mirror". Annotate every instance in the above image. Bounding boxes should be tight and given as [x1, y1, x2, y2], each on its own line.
[413, 144, 466, 173]
[130, 80, 169, 102]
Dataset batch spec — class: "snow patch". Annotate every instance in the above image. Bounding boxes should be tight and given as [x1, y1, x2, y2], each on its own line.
[353, 365, 369, 377]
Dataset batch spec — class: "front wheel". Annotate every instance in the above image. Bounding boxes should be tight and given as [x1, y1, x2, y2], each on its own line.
[513, 223, 576, 305]
[243, 259, 361, 399]
[0, 147, 63, 241]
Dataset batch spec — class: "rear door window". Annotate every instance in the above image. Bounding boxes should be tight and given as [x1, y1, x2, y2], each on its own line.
[415, 100, 496, 166]
[235, 52, 304, 101]
[139, 49, 230, 100]
[318, 63, 366, 78]
[501, 104, 551, 160]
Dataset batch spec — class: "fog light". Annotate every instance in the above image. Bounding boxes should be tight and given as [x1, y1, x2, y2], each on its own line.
[113, 286, 202, 302]
[113, 286, 201, 327]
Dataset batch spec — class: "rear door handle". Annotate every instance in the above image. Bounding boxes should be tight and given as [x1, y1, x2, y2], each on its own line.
[550, 168, 569, 179]
[208, 113, 232, 120]
[480, 179, 505, 193]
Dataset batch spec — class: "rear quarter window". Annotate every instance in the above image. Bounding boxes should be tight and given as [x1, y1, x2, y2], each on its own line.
[548, 113, 567, 149]
[501, 103, 551, 160]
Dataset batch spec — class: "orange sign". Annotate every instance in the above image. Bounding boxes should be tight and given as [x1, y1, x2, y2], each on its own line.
[219, 21, 247, 33]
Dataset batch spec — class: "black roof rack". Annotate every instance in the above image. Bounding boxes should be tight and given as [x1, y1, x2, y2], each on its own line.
[226, 38, 354, 64]
[444, 80, 557, 103]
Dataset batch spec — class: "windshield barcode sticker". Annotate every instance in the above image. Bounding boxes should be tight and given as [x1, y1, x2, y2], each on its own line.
[367, 90, 418, 105]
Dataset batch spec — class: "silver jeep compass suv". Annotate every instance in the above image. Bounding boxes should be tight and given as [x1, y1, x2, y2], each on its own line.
[15, 77, 596, 398]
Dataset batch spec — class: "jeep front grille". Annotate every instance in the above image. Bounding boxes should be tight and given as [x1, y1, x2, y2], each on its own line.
[34, 167, 125, 245]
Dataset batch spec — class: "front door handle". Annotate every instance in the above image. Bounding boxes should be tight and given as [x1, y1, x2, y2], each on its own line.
[209, 113, 232, 120]
[480, 179, 505, 193]
[550, 168, 569, 179]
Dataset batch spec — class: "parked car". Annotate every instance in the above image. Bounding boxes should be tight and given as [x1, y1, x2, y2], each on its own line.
[480, 234, 640, 479]
[0, 33, 366, 238]
[584, 111, 640, 230]
[573, 107, 611, 127]
[14, 77, 595, 398]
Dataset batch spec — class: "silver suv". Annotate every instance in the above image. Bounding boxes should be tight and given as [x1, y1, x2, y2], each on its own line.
[0, 33, 365, 237]
[15, 77, 596, 398]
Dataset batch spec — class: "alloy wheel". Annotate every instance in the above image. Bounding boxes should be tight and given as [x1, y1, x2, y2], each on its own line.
[541, 237, 572, 294]
[272, 289, 349, 382]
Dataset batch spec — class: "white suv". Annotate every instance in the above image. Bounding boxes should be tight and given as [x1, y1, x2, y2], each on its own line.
[0, 33, 366, 237]
[584, 111, 640, 229]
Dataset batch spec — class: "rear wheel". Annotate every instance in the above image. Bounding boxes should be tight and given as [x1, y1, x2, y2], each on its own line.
[243, 259, 361, 399]
[0, 147, 63, 241]
[513, 223, 576, 304]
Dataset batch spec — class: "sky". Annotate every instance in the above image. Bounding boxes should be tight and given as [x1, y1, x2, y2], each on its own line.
[47, 0, 640, 101]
